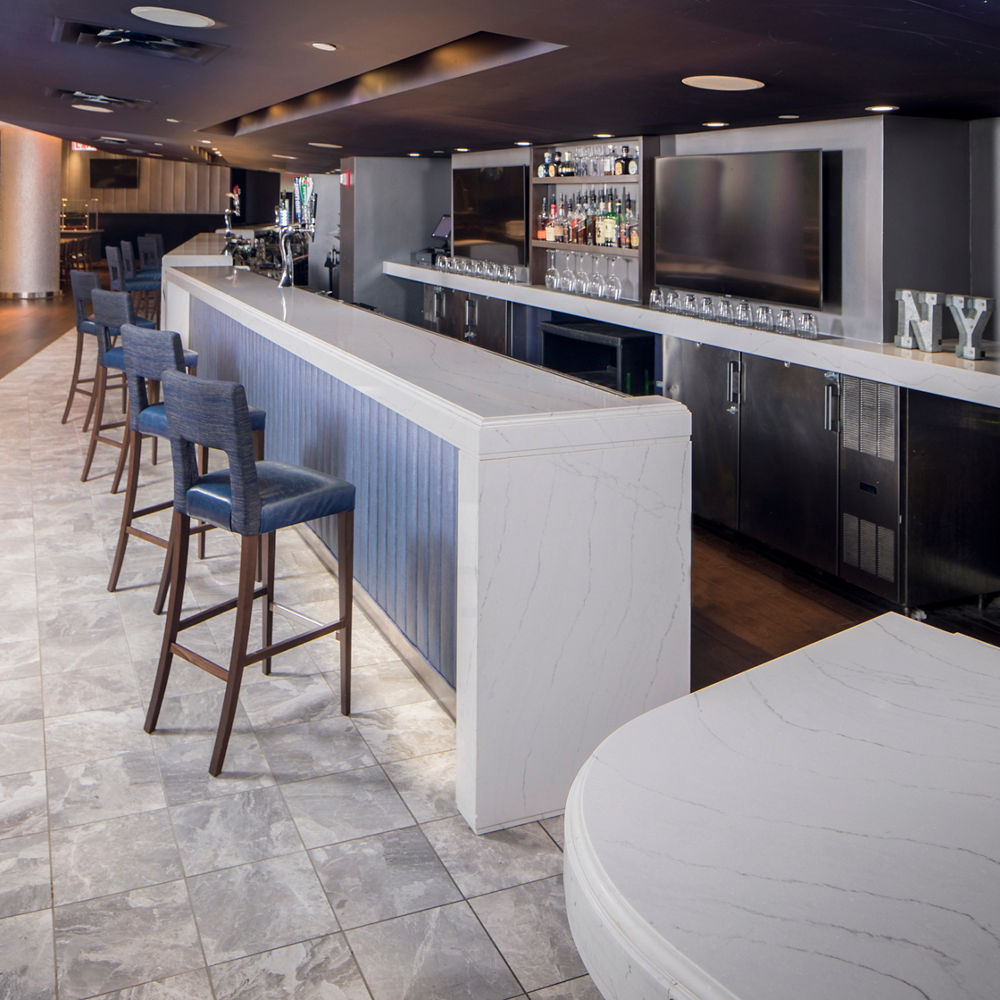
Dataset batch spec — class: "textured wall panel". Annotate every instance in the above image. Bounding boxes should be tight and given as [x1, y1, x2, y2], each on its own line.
[189, 298, 459, 685]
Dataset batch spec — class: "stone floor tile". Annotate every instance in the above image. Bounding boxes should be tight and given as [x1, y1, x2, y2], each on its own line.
[0, 909, 56, 1000]
[44, 706, 153, 768]
[0, 637, 40, 682]
[469, 876, 585, 993]
[527, 977, 603, 999]
[351, 699, 456, 764]
[89, 967, 214, 999]
[209, 933, 371, 1000]
[170, 786, 303, 876]
[281, 766, 414, 849]
[187, 852, 338, 966]
[42, 663, 141, 718]
[346, 901, 520, 1000]
[238, 672, 342, 730]
[0, 831, 50, 917]
[338, 658, 432, 714]
[0, 769, 48, 841]
[311, 826, 461, 929]
[257, 716, 374, 782]
[54, 880, 202, 1000]
[382, 749, 459, 824]
[540, 815, 565, 850]
[421, 816, 564, 897]
[0, 719, 45, 777]
[0, 675, 43, 725]
[50, 809, 183, 905]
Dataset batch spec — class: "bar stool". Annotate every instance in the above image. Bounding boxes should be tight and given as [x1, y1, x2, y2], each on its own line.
[81, 290, 158, 487]
[62, 270, 102, 425]
[122, 239, 160, 280]
[107, 325, 265, 614]
[107, 245, 160, 323]
[136, 235, 162, 272]
[145, 370, 355, 775]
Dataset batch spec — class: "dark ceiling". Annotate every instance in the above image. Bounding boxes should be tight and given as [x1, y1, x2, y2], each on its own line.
[2, 0, 1000, 173]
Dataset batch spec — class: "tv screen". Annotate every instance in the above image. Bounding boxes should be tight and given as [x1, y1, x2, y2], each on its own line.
[654, 149, 822, 308]
[89, 158, 139, 189]
[452, 166, 527, 266]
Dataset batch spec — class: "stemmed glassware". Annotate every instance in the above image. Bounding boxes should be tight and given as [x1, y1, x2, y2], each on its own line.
[575, 254, 590, 295]
[545, 250, 559, 290]
[587, 255, 606, 298]
[606, 256, 623, 302]
[560, 252, 576, 292]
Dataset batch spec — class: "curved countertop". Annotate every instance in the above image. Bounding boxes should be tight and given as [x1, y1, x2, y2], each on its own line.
[563, 612, 1000, 1000]
[385, 261, 1000, 409]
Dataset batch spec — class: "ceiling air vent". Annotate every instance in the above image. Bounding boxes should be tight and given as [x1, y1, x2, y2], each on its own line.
[51, 18, 225, 64]
[49, 88, 151, 111]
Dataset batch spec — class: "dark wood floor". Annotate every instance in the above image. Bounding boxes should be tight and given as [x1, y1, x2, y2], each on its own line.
[0, 295, 77, 379]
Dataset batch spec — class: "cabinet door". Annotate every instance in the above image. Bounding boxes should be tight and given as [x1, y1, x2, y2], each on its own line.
[466, 295, 508, 355]
[739, 356, 839, 574]
[663, 339, 740, 530]
[437, 289, 467, 340]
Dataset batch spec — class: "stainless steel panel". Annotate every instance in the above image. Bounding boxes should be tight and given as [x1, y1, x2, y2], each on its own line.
[739, 356, 839, 574]
[662, 338, 739, 530]
[466, 294, 508, 354]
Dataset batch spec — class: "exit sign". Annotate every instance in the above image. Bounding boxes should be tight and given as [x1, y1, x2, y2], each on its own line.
[71, 142, 97, 152]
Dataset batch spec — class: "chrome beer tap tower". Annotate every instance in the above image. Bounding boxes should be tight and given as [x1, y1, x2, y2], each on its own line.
[276, 177, 317, 288]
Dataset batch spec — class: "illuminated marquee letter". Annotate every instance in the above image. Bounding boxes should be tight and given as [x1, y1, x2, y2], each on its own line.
[945, 294, 993, 360]
[895, 289, 944, 352]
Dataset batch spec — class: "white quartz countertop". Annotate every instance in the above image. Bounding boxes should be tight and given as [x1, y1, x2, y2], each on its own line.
[564, 612, 1000, 1000]
[163, 259, 688, 454]
[386, 261, 1000, 408]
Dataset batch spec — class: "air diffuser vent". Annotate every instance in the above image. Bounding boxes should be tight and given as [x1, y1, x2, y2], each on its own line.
[49, 88, 151, 111]
[52, 18, 225, 64]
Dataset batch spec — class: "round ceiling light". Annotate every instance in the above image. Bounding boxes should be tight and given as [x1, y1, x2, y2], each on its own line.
[272, 153, 297, 159]
[514, 141, 531, 147]
[308, 142, 343, 149]
[682, 75, 764, 91]
[866, 104, 899, 112]
[593, 133, 613, 139]
[130, 6, 216, 28]
[455, 147, 470, 153]
[778, 114, 800, 120]
[408, 152, 421, 157]
[72, 103, 113, 113]
[311, 42, 338, 52]
[703, 121, 729, 128]
[165, 117, 180, 123]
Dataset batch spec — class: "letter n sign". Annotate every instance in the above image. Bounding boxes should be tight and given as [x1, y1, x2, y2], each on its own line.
[895, 290, 943, 352]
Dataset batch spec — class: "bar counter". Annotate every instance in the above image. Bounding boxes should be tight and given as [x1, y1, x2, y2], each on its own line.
[161, 240, 692, 833]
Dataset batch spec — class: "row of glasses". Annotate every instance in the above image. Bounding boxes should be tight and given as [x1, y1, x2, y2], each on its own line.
[648, 286, 820, 336]
[546, 250, 624, 301]
[435, 254, 518, 283]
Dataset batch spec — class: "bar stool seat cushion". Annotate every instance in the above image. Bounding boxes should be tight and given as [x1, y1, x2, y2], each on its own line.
[137, 268, 161, 280]
[79, 318, 99, 336]
[104, 345, 125, 371]
[125, 277, 162, 292]
[138, 402, 264, 438]
[136, 316, 157, 330]
[186, 461, 355, 535]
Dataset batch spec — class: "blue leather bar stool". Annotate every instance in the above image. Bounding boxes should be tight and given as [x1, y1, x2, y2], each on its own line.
[108, 325, 265, 614]
[107, 244, 161, 324]
[121, 239, 160, 280]
[81, 289, 163, 487]
[62, 270, 103, 426]
[145, 370, 355, 775]
[136, 235, 162, 273]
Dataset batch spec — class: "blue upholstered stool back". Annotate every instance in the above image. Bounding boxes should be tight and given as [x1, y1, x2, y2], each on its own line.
[137, 235, 161, 271]
[105, 246, 126, 291]
[120, 241, 138, 281]
[69, 270, 100, 335]
[161, 369, 260, 534]
[91, 289, 137, 364]
[121, 325, 186, 432]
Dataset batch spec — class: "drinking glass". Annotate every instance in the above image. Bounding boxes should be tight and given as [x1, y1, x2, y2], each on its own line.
[735, 300, 753, 327]
[435, 254, 449, 271]
[699, 296, 715, 321]
[575, 255, 590, 294]
[500, 264, 515, 283]
[472, 259, 486, 277]
[716, 297, 734, 324]
[797, 312, 819, 338]
[664, 289, 680, 312]
[485, 261, 500, 280]
[606, 256, 623, 301]
[560, 252, 576, 292]
[682, 293, 698, 316]
[649, 287, 665, 310]
[544, 250, 559, 289]
[754, 305, 775, 331]
[776, 309, 795, 335]
[587, 255, 606, 298]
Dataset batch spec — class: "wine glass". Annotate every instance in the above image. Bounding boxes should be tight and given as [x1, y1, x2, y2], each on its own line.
[560, 252, 576, 292]
[587, 255, 606, 298]
[575, 254, 590, 294]
[545, 250, 559, 290]
[606, 256, 623, 301]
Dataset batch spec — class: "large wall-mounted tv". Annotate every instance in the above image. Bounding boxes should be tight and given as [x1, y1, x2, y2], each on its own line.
[452, 166, 528, 266]
[89, 158, 140, 189]
[654, 149, 823, 308]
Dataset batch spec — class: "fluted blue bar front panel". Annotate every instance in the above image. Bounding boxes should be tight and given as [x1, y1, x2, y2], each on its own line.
[190, 299, 458, 686]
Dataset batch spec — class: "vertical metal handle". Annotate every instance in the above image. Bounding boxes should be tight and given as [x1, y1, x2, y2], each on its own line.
[823, 381, 840, 432]
[464, 297, 471, 328]
[431, 287, 440, 322]
[726, 358, 741, 414]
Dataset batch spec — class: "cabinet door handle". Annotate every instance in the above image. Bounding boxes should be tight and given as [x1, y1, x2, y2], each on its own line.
[823, 381, 841, 432]
[726, 359, 741, 413]
[431, 288, 440, 322]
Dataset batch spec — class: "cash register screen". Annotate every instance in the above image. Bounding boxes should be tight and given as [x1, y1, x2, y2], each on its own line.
[431, 215, 452, 240]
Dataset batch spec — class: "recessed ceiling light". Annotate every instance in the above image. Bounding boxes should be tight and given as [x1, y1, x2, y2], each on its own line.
[433, 149, 445, 154]
[703, 121, 729, 128]
[153, 141, 163, 146]
[514, 141, 531, 147]
[272, 153, 297, 159]
[72, 103, 114, 114]
[866, 104, 899, 112]
[311, 42, 338, 52]
[593, 133, 613, 139]
[455, 147, 470, 153]
[130, 6, 216, 29]
[165, 117, 180, 123]
[683, 75, 765, 91]
[778, 114, 800, 120]
[408, 152, 421, 157]
[200, 139, 211, 144]
[308, 142, 343, 149]
[149, 152, 163, 157]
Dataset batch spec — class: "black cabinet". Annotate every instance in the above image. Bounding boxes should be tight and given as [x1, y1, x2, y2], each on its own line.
[422, 286, 508, 354]
[540, 320, 654, 395]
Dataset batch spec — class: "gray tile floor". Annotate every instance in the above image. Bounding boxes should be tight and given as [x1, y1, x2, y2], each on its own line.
[0, 332, 602, 1000]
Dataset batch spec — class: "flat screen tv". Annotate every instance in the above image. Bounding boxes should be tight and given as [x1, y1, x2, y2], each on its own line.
[89, 158, 140, 189]
[654, 149, 822, 308]
[452, 166, 528, 266]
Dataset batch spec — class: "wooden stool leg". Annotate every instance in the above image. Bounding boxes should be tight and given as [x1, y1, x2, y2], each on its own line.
[197, 444, 209, 560]
[145, 510, 189, 734]
[262, 531, 275, 675]
[209, 534, 257, 776]
[81, 365, 107, 482]
[61, 330, 85, 424]
[108, 431, 142, 592]
[153, 532, 172, 615]
[338, 509, 354, 715]
[110, 405, 131, 494]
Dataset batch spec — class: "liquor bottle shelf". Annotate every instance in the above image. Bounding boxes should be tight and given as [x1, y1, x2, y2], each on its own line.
[532, 174, 640, 184]
[531, 239, 639, 257]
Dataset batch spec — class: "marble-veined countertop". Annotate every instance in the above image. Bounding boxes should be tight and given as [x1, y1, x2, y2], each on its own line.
[564, 612, 1000, 1000]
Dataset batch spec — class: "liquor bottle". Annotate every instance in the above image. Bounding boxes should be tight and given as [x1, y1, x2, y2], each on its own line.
[604, 146, 615, 176]
[614, 147, 628, 176]
[561, 149, 576, 177]
[627, 194, 640, 249]
[549, 151, 562, 178]
[538, 152, 552, 179]
[545, 197, 557, 241]
[585, 189, 596, 245]
[536, 204, 548, 242]
[605, 191, 619, 247]
[627, 146, 639, 175]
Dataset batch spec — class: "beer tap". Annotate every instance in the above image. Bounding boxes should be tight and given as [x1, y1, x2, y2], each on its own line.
[222, 185, 252, 262]
[276, 183, 317, 288]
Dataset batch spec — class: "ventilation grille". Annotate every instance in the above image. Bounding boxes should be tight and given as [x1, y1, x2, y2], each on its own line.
[841, 376, 897, 458]
[843, 513, 896, 582]
[48, 88, 151, 111]
[52, 19, 225, 64]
